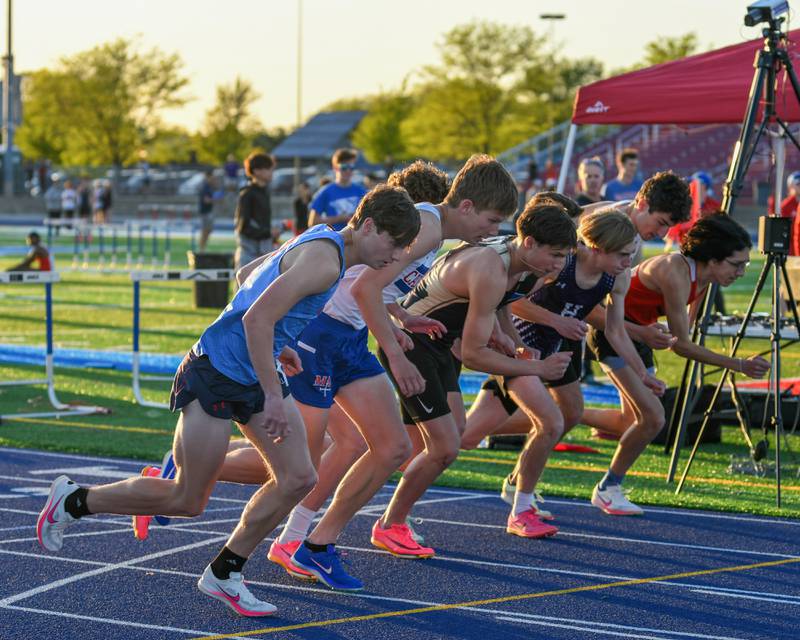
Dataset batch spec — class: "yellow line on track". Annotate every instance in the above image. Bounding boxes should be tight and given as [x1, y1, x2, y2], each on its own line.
[190, 556, 800, 640]
[456, 455, 800, 492]
[2, 416, 169, 436]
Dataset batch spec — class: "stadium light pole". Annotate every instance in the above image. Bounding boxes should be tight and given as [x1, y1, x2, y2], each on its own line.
[3, 0, 13, 197]
[540, 13, 565, 164]
[293, 0, 303, 190]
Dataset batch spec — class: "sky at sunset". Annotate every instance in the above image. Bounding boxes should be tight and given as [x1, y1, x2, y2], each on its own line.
[12, 0, 785, 131]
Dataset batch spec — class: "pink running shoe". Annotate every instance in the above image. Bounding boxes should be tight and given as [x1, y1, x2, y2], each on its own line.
[132, 465, 161, 541]
[267, 539, 316, 580]
[370, 519, 435, 558]
[506, 508, 559, 538]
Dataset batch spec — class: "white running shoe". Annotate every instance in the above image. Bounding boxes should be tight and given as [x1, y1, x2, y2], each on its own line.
[197, 565, 277, 617]
[591, 483, 644, 516]
[500, 475, 553, 520]
[37, 475, 78, 552]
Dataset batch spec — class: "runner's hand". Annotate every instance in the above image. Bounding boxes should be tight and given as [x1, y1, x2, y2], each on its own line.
[643, 372, 666, 397]
[387, 352, 426, 397]
[277, 346, 302, 376]
[259, 393, 290, 443]
[391, 324, 414, 351]
[741, 355, 770, 379]
[536, 352, 572, 380]
[639, 322, 676, 350]
[402, 315, 446, 339]
[488, 331, 516, 357]
[555, 316, 588, 340]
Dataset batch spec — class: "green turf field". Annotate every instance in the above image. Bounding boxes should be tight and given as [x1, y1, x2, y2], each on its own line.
[1, 235, 798, 518]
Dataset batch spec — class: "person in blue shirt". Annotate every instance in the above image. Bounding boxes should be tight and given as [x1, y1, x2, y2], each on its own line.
[602, 148, 644, 202]
[308, 148, 369, 230]
[36, 185, 421, 618]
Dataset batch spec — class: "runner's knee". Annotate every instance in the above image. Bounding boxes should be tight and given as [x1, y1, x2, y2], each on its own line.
[275, 466, 318, 502]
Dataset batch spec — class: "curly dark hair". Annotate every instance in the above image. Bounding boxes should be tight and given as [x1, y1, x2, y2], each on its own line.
[349, 184, 420, 247]
[680, 212, 751, 262]
[387, 160, 450, 205]
[638, 171, 692, 224]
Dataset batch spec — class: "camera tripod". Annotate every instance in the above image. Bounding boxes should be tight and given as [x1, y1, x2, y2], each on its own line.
[665, 16, 800, 506]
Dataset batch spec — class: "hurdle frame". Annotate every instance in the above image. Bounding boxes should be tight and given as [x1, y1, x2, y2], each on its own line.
[0, 271, 106, 422]
[130, 268, 234, 408]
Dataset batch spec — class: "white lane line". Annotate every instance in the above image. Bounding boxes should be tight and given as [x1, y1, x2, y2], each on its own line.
[0, 474, 52, 484]
[0, 535, 228, 606]
[690, 589, 800, 606]
[0, 447, 144, 466]
[397, 515, 800, 559]
[1, 604, 231, 638]
[495, 616, 699, 640]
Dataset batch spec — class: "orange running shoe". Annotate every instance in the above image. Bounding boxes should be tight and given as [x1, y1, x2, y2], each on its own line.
[132, 465, 161, 541]
[370, 519, 435, 558]
[267, 539, 316, 580]
[506, 508, 558, 539]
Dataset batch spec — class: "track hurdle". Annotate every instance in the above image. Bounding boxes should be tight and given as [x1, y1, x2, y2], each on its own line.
[130, 268, 234, 408]
[0, 271, 106, 422]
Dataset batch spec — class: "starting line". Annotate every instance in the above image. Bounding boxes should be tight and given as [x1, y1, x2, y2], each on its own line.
[0, 271, 106, 422]
[130, 268, 234, 408]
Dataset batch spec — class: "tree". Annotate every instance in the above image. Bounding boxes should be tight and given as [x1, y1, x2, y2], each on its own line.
[644, 32, 699, 66]
[145, 126, 196, 165]
[16, 38, 189, 169]
[198, 76, 263, 164]
[352, 87, 415, 163]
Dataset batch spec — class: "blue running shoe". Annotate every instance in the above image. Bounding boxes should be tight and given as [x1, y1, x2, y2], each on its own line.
[291, 543, 363, 591]
[154, 450, 176, 527]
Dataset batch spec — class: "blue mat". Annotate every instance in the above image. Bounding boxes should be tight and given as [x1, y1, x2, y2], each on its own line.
[0, 343, 622, 405]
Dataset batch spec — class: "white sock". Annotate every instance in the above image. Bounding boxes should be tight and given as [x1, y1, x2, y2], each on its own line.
[512, 490, 534, 516]
[277, 504, 318, 543]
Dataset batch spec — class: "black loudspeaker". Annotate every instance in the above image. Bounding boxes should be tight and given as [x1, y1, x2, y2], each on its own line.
[758, 215, 791, 254]
[654, 385, 726, 447]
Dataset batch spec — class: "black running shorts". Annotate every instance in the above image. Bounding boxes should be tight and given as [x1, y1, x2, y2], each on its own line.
[586, 327, 654, 372]
[378, 334, 460, 424]
[169, 350, 289, 425]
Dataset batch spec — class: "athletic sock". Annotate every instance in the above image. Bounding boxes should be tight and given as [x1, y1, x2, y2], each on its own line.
[598, 469, 624, 491]
[278, 504, 318, 544]
[512, 490, 535, 516]
[210, 546, 247, 580]
[303, 540, 329, 553]
[64, 487, 91, 519]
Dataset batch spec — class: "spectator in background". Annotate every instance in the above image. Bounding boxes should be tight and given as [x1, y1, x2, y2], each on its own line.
[77, 179, 92, 221]
[99, 180, 113, 224]
[7, 232, 51, 272]
[44, 177, 62, 233]
[224, 154, 239, 192]
[293, 182, 311, 236]
[307, 148, 368, 230]
[234, 151, 276, 269]
[542, 158, 560, 189]
[602, 148, 643, 201]
[767, 171, 800, 218]
[61, 180, 77, 225]
[575, 157, 606, 206]
[198, 169, 217, 251]
[664, 171, 721, 251]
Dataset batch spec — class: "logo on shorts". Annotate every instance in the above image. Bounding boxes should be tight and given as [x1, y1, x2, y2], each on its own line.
[313, 374, 332, 397]
[418, 398, 434, 414]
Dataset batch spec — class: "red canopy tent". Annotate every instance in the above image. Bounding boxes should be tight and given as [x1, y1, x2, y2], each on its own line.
[557, 29, 800, 190]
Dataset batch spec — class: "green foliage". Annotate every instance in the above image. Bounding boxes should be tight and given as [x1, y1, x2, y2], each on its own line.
[352, 88, 415, 163]
[198, 76, 264, 164]
[17, 38, 189, 167]
[644, 32, 699, 66]
[145, 126, 196, 165]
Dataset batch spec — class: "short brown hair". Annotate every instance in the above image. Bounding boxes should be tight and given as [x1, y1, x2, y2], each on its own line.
[516, 203, 577, 248]
[617, 148, 639, 165]
[244, 152, 275, 177]
[444, 154, 517, 217]
[579, 210, 636, 253]
[387, 160, 450, 205]
[332, 148, 358, 166]
[530, 191, 582, 220]
[349, 184, 420, 247]
[638, 170, 692, 224]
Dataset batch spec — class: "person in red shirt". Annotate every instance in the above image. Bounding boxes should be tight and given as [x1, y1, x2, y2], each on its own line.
[7, 232, 52, 271]
[664, 171, 721, 250]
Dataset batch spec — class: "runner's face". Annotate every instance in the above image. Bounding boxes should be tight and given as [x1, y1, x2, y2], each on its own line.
[469, 208, 506, 243]
[712, 248, 750, 287]
[362, 227, 405, 269]
[636, 210, 673, 240]
[523, 241, 572, 276]
[597, 241, 636, 275]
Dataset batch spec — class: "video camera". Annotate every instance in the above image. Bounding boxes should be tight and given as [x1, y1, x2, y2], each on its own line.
[744, 0, 789, 26]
